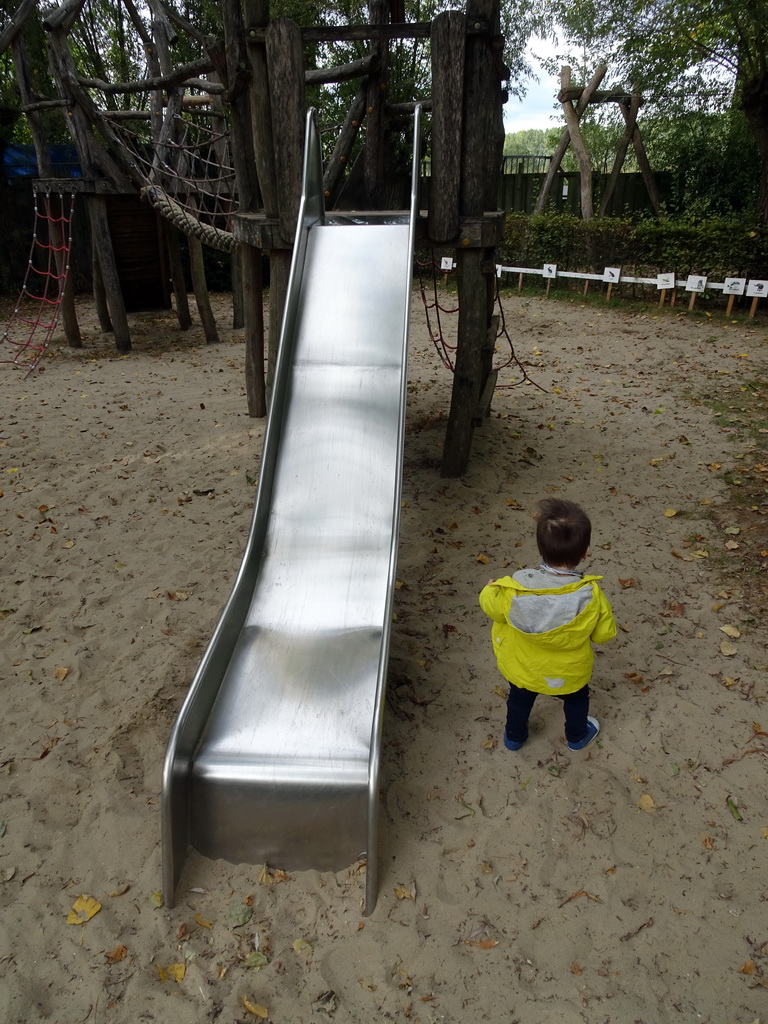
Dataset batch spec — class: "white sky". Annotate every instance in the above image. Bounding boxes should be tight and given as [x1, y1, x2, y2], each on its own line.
[503, 35, 563, 135]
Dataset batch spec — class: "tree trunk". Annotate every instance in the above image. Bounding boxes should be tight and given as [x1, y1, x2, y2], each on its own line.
[741, 71, 768, 223]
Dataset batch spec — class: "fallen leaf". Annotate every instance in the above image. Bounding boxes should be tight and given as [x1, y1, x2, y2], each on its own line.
[394, 883, 416, 900]
[624, 672, 644, 685]
[194, 912, 212, 928]
[725, 540, 740, 550]
[67, 894, 102, 925]
[720, 640, 738, 656]
[243, 951, 269, 970]
[481, 737, 498, 750]
[166, 963, 185, 983]
[738, 961, 755, 975]
[494, 685, 507, 699]
[664, 508, 677, 517]
[109, 884, 130, 897]
[638, 794, 655, 813]
[54, 665, 69, 680]
[242, 995, 268, 1017]
[105, 944, 128, 964]
[225, 901, 253, 927]
[570, 962, 583, 975]
[720, 625, 741, 639]
[465, 938, 499, 949]
[292, 937, 312, 954]
[476, 553, 490, 564]
[727, 797, 743, 821]
[724, 526, 740, 535]
[150, 891, 164, 909]
[618, 577, 635, 589]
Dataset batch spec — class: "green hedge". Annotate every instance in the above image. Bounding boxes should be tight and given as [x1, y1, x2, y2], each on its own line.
[501, 213, 768, 282]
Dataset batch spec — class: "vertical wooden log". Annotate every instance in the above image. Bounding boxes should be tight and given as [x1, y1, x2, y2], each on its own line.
[188, 233, 220, 344]
[244, 0, 278, 217]
[221, 0, 260, 212]
[534, 65, 606, 215]
[599, 93, 639, 216]
[428, 10, 465, 243]
[91, 215, 112, 332]
[364, 0, 388, 208]
[241, 243, 266, 416]
[441, 0, 505, 478]
[266, 17, 305, 243]
[231, 248, 244, 330]
[442, 249, 487, 476]
[620, 101, 662, 216]
[89, 195, 131, 352]
[559, 68, 593, 220]
[162, 222, 192, 330]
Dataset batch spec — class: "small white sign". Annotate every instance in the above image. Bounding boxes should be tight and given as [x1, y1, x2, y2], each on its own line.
[686, 275, 707, 293]
[657, 272, 675, 290]
[543, 264, 557, 279]
[602, 267, 621, 283]
[723, 277, 746, 295]
[440, 257, 455, 272]
[746, 279, 768, 298]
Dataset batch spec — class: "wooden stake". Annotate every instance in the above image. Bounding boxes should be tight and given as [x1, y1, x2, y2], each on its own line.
[518, 272, 523, 293]
[606, 282, 613, 301]
[726, 294, 736, 316]
[750, 296, 760, 318]
[688, 291, 697, 311]
[583, 280, 589, 296]
[659, 289, 666, 307]
[546, 278, 552, 296]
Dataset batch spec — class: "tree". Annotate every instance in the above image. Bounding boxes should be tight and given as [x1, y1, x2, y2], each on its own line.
[551, 0, 768, 220]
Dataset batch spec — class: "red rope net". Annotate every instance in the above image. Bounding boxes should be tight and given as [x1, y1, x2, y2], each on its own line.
[416, 252, 545, 391]
[0, 190, 75, 375]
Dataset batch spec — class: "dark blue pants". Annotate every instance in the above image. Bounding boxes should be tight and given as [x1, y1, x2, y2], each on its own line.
[505, 682, 590, 746]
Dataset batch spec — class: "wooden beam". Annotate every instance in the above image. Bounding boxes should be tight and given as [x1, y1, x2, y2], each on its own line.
[599, 93, 639, 216]
[533, 64, 606, 215]
[305, 54, 379, 85]
[265, 17, 305, 243]
[428, 10, 465, 244]
[0, 0, 39, 56]
[559, 66, 594, 220]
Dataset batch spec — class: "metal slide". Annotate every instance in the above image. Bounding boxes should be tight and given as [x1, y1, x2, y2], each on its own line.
[162, 107, 421, 915]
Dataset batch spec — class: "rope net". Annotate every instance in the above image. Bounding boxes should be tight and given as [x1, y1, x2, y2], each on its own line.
[0, 190, 75, 374]
[106, 100, 238, 251]
[416, 253, 546, 391]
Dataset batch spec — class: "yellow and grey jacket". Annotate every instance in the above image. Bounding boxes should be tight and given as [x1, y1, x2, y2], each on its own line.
[479, 569, 616, 695]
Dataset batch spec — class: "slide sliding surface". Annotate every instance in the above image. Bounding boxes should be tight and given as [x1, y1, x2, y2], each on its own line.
[162, 108, 421, 914]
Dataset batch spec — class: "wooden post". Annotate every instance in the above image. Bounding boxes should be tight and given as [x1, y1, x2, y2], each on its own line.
[534, 65, 606, 215]
[91, 218, 112, 332]
[441, 0, 505, 478]
[162, 222, 192, 330]
[726, 294, 736, 316]
[750, 296, 760, 318]
[244, 0, 278, 218]
[428, 10, 465, 243]
[364, 0, 388, 208]
[619, 100, 662, 217]
[89, 196, 131, 352]
[599, 94, 639, 216]
[241, 243, 266, 416]
[559, 67, 593, 220]
[188, 231, 220, 344]
[266, 18, 305, 243]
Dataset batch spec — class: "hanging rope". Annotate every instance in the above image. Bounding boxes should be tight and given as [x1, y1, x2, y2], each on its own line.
[0, 190, 75, 375]
[141, 184, 237, 252]
[416, 251, 546, 391]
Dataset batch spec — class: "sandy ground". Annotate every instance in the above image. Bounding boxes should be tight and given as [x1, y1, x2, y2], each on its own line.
[1, 287, 768, 1024]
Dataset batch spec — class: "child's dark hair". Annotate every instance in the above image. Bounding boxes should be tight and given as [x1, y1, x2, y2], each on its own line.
[535, 498, 591, 567]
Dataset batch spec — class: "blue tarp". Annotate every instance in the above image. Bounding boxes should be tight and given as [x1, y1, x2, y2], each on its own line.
[2, 143, 81, 180]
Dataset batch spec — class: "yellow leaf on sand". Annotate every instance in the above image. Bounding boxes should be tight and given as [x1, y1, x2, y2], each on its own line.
[638, 794, 655, 813]
[761, 828, 768, 840]
[466, 938, 499, 949]
[242, 996, 268, 1018]
[476, 553, 490, 564]
[494, 685, 507, 699]
[738, 960, 755, 975]
[150, 891, 164, 908]
[664, 508, 677, 517]
[166, 963, 186, 983]
[105, 944, 128, 964]
[292, 937, 312, 954]
[720, 625, 741, 639]
[720, 640, 738, 657]
[67, 894, 102, 925]
[194, 912, 212, 928]
[394, 884, 415, 900]
[54, 665, 69, 680]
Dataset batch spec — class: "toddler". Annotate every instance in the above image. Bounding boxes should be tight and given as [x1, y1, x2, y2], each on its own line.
[479, 497, 616, 751]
